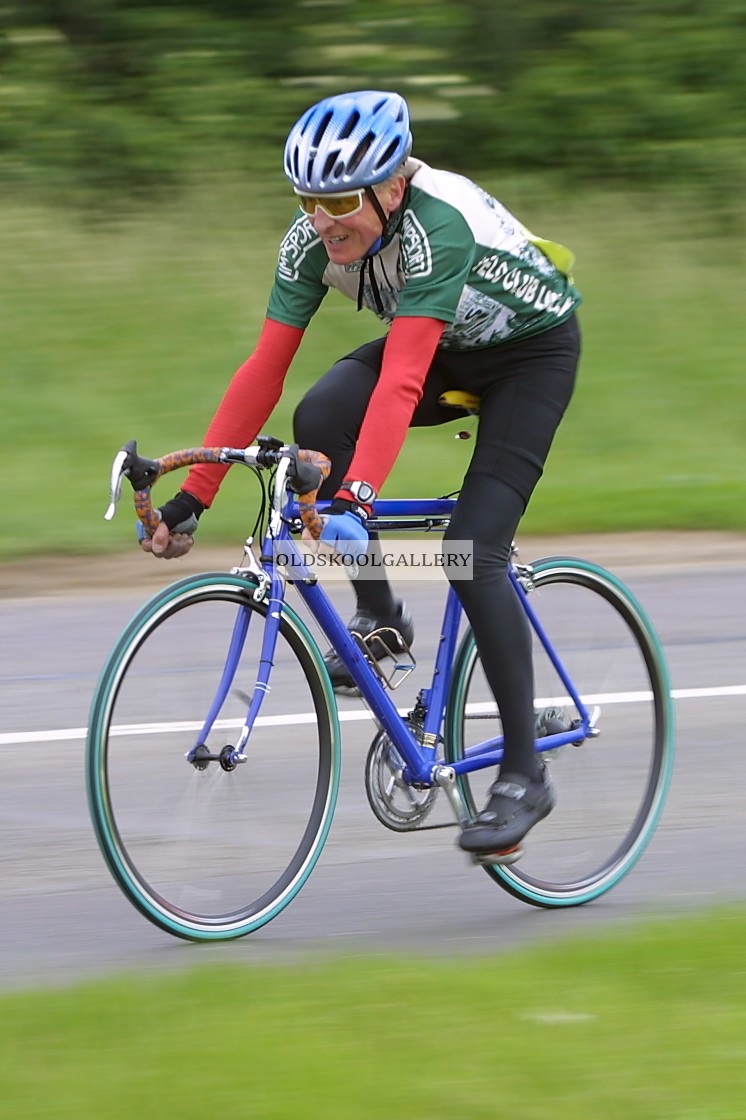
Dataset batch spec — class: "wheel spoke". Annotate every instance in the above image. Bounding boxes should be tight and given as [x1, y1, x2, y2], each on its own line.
[444, 560, 674, 907]
[87, 577, 340, 940]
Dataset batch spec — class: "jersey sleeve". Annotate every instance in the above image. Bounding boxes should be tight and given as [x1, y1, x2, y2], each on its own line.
[265, 213, 329, 328]
[182, 318, 304, 507]
[343, 316, 446, 493]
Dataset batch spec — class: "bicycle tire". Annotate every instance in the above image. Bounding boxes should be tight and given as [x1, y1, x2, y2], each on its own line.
[444, 558, 675, 908]
[86, 572, 341, 940]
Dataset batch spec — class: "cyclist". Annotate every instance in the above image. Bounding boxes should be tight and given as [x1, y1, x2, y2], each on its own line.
[142, 90, 582, 860]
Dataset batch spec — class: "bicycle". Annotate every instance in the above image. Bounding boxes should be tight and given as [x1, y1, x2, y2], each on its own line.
[86, 428, 675, 942]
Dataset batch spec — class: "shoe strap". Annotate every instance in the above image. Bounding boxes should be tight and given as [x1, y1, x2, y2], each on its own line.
[487, 781, 527, 801]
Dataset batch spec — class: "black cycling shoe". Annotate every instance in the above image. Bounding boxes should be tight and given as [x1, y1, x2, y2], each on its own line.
[323, 601, 414, 692]
[458, 767, 555, 858]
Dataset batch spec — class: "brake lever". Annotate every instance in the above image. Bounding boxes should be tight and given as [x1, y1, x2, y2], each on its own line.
[104, 447, 131, 521]
[104, 439, 161, 521]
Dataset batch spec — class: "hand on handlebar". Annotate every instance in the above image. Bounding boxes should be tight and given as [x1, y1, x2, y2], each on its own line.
[319, 499, 370, 564]
[140, 521, 195, 559]
[139, 490, 204, 560]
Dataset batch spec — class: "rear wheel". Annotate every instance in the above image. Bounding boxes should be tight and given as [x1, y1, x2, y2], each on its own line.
[445, 558, 674, 907]
[86, 574, 340, 940]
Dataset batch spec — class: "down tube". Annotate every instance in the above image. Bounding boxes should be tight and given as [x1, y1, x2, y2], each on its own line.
[291, 577, 431, 783]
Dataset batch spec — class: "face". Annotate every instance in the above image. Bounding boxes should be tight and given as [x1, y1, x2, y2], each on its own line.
[307, 177, 406, 265]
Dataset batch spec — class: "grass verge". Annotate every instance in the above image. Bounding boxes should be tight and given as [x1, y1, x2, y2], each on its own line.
[1, 905, 745, 1118]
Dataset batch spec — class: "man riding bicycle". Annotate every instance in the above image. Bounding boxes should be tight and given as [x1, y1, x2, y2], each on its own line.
[142, 90, 582, 860]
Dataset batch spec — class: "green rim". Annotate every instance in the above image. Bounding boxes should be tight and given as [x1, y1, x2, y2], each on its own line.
[86, 573, 341, 940]
[444, 557, 675, 908]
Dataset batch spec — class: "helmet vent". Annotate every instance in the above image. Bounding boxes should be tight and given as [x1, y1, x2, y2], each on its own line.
[349, 133, 374, 174]
[375, 140, 399, 172]
[312, 111, 334, 148]
[338, 110, 360, 140]
[321, 152, 338, 181]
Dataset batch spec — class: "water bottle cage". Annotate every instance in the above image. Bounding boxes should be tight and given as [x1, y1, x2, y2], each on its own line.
[352, 627, 417, 691]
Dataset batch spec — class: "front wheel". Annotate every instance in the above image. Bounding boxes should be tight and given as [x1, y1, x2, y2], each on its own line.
[444, 558, 675, 908]
[86, 573, 341, 940]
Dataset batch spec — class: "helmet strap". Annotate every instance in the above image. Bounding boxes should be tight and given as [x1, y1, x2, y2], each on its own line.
[364, 185, 388, 229]
[363, 185, 403, 259]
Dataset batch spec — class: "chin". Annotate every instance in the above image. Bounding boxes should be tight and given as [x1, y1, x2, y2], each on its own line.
[326, 243, 359, 265]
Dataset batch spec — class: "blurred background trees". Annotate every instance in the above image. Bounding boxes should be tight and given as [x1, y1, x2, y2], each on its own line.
[1, 0, 744, 208]
[2, 2, 744, 551]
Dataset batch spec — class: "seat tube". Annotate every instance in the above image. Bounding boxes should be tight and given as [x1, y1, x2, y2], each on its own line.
[421, 586, 463, 746]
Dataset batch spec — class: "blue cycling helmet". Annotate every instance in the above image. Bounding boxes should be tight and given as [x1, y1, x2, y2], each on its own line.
[284, 90, 412, 193]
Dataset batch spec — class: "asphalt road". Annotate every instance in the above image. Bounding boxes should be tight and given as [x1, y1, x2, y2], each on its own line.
[1, 542, 744, 992]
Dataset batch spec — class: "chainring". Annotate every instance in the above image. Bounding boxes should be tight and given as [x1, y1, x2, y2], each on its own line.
[364, 727, 439, 832]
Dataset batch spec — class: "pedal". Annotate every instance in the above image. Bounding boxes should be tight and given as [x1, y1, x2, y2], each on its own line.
[470, 843, 524, 867]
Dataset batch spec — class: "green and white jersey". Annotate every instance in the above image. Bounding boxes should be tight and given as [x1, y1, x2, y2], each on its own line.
[267, 158, 581, 351]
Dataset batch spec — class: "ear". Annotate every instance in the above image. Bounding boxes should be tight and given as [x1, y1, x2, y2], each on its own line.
[384, 174, 407, 213]
[385, 173, 403, 210]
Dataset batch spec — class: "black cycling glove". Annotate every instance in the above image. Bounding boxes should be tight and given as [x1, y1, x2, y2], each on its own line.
[157, 491, 205, 535]
[325, 497, 367, 522]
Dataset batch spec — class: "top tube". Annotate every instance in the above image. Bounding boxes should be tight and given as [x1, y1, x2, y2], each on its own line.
[286, 497, 458, 520]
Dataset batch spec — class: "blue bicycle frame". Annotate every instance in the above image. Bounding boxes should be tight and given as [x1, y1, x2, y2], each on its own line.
[187, 495, 595, 787]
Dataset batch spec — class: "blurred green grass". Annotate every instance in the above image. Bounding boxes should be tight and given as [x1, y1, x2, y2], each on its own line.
[1, 905, 745, 1118]
[2, 178, 744, 560]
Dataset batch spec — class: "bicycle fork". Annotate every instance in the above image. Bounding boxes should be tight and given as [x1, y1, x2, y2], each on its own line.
[185, 578, 285, 771]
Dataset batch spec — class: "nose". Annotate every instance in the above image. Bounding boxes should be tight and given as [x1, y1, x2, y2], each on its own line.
[311, 209, 337, 234]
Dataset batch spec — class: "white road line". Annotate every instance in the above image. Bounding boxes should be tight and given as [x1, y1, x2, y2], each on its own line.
[1, 684, 744, 748]
[0, 707, 377, 746]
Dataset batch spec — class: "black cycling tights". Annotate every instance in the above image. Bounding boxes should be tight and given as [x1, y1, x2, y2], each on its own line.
[294, 316, 580, 781]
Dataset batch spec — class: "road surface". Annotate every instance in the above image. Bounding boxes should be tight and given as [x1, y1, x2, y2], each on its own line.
[1, 533, 744, 991]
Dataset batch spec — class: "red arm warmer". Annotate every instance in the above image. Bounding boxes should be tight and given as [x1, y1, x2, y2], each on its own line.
[343, 316, 446, 494]
[183, 318, 304, 507]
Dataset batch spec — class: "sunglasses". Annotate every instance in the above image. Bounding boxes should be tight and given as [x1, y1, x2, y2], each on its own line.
[294, 189, 366, 219]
